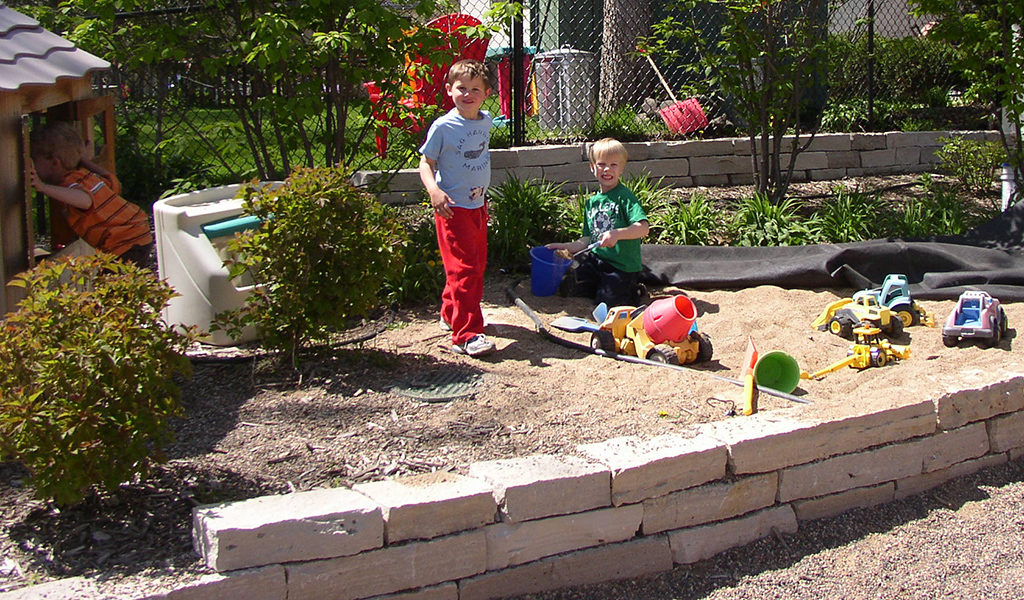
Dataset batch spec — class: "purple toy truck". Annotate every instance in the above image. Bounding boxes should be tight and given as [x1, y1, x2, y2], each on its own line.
[942, 291, 1008, 348]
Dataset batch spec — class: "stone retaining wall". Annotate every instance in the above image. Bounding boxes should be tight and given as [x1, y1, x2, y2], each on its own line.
[353, 130, 1002, 205]
[151, 373, 1024, 600]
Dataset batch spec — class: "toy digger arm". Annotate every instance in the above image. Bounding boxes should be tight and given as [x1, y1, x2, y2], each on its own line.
[806, 355, 857, 380]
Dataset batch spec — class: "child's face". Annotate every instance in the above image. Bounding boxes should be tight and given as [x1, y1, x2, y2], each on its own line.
[32, 154, 64, 184]
[445, 75, 491, 118]
[591, 152, 626, 192]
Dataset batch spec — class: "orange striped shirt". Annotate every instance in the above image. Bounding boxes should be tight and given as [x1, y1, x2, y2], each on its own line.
[61, 169, 153, 257]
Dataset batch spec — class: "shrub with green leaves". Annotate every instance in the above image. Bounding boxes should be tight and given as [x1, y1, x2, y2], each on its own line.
[730, 193, 821, 246]
[488, 175, 568, 271]
[813, 185, 886, 243]
[0, 254, 197, 506]
[936, 136, 1006, 198]
[383, 214, 446, 306]
[888, 174, 985, 237]
[216, 166, 406, 364]
[649, 191, 719, 246]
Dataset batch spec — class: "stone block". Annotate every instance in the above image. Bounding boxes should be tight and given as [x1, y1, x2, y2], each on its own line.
[730, 172, 755, 185]
[895, 453, 1007, 500]
[788, 152, 828, 171]
[807, 133, 853, 152]
[142, 565, 287, 600]
[467, 454, 611, 522]
[667, 505, 797, 564]
[457, 536, 673, 600]
[543, 162, 595, 185]
[193, 487, 383, 572]
[989, 411, 1024, 452]
[485, 504, 642, 570]
[692, 174, 731, 186]
[622, 142, 651, 161]
[860, 148, 897, 168]
[354, 472, 497, 543]
[827, 151, 861, 169]
[934, 376, 1024, 429]
[365, 583, 458, 600]
[921, 422, 990, 473]
[635, 158, 690, 178]
[810, 168, 849, 181]
[490, 148, 520, 169]
[895, 146, 922, 166]
[777, 439, 927, 502]
[703, 401, 935, 475]
[792, 482, 894, 522]
[690, 155, 750, 175]
[577, 432, 726, 505]
[887, 131, 946, 148]
[519, 144, 585, 166]
[378, 191, 421, 206]
[0, 578, 98, 600]
[642, 472, 777, 534]
[851, 133, 887, 150]
[494, 166, 543, 184]
[285, 530, 486, 600]
[657, 139, 736, 158]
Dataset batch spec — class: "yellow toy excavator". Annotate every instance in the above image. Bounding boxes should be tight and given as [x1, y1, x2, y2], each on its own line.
[804, 325, 910, 380]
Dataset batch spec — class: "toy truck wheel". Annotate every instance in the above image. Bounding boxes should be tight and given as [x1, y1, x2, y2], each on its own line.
[942, 334, 958, 348]
[869, 348, 887, 367]
[646, 346, 679, 364]
[886, 317, 903, 337]
[590, 330, 616, 353]
[693, 332, 714, 363]
[828, 317, 853, 338]
[894, 307, 918, 327]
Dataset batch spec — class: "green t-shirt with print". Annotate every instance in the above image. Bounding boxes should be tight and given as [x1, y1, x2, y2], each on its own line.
[582, 183, 647, 273]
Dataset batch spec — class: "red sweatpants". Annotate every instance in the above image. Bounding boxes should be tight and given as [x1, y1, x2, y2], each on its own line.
[435, 205, 488, 345]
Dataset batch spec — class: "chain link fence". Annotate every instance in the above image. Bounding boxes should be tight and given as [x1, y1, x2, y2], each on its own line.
[94, 0, 976, 206]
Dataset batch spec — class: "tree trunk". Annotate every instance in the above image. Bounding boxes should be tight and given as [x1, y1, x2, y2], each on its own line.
[600, 0, 654, 111]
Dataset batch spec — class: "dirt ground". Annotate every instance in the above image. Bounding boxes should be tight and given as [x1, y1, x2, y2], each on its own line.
[2, 176, 1022, 598]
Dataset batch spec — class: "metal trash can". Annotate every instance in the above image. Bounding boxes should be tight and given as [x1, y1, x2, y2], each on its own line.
[534, 48, 598, 133]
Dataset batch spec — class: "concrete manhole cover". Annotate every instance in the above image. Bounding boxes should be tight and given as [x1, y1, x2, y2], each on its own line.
[391, 369, 485, 402]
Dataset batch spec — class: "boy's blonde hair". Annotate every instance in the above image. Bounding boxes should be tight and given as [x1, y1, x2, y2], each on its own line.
[31, 121, 83, 169]
[447, 59, 494, 90]
[588, 138, 628, 164]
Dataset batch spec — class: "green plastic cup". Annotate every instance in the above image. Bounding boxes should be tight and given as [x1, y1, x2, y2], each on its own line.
[753, 350, 801, 394]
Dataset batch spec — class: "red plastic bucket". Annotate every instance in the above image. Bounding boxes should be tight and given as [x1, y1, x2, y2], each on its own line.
[642, 295, 697, 344]
[658, 98, 708, 135]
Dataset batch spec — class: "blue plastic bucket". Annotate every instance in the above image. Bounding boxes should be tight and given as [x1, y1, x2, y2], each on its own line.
[530, 246, 572, 296]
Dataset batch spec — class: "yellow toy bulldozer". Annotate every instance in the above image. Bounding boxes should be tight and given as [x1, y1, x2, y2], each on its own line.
[589, 296, 713, 365]
[804, 325, 910, 380]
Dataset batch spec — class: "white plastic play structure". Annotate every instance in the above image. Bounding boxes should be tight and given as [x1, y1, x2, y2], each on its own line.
[154, 184, 274, 346]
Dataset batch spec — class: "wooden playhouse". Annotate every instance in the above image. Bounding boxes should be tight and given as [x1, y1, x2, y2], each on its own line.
[0, 4, 116, 313]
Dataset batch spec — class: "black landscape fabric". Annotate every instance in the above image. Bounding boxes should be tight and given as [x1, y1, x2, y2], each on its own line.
[640, 199, 1024, 301]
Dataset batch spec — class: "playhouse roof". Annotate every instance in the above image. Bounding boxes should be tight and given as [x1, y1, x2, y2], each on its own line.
[0, 4, 109, 92]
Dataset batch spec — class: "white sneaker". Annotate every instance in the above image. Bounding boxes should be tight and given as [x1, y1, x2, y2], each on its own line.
[439, 317, 452, 332]
[452, 334, 496, 356]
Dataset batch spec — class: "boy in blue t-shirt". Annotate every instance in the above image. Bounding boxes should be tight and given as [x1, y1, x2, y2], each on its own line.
[418, 59, 496, 357]
[546, 138, 650, 307]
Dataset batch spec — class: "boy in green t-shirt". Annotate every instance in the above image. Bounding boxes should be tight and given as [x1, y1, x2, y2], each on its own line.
[546, 138, 650, 306]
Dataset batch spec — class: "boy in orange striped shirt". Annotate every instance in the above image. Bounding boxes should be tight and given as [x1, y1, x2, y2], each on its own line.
[28, 121, 153, 268]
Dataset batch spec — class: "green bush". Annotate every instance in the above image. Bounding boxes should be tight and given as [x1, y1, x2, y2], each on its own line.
[488, 175, 568, 271]
[888, 174, 985, 237]
[216, 166, 406, 364]
[730, 193, 821, 246]
[383, 214, 446, 306]
[936, 136, 1006, 199]
[649, 191, 719, 245]
[0, 254, 197, 506]
[813, 185, 886, 242]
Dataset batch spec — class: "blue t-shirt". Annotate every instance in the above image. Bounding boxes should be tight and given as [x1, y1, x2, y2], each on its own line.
[418, 108, 492, 209]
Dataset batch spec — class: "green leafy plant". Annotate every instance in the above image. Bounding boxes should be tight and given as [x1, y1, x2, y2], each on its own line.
[383, 214, 446, 305]
[730, 193, 820, 246]
[935, 136, 1006, 199]
[0, 254, 197, 506]
[649, 191, 719, 246]
[488, 175, 569, 271]
[888, 174, 984, 237]
[813, 185, 886, 242]
[216, 166, 406, 365]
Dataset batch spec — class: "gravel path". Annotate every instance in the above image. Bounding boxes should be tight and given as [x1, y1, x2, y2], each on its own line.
[514, 455, 1024, 600]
